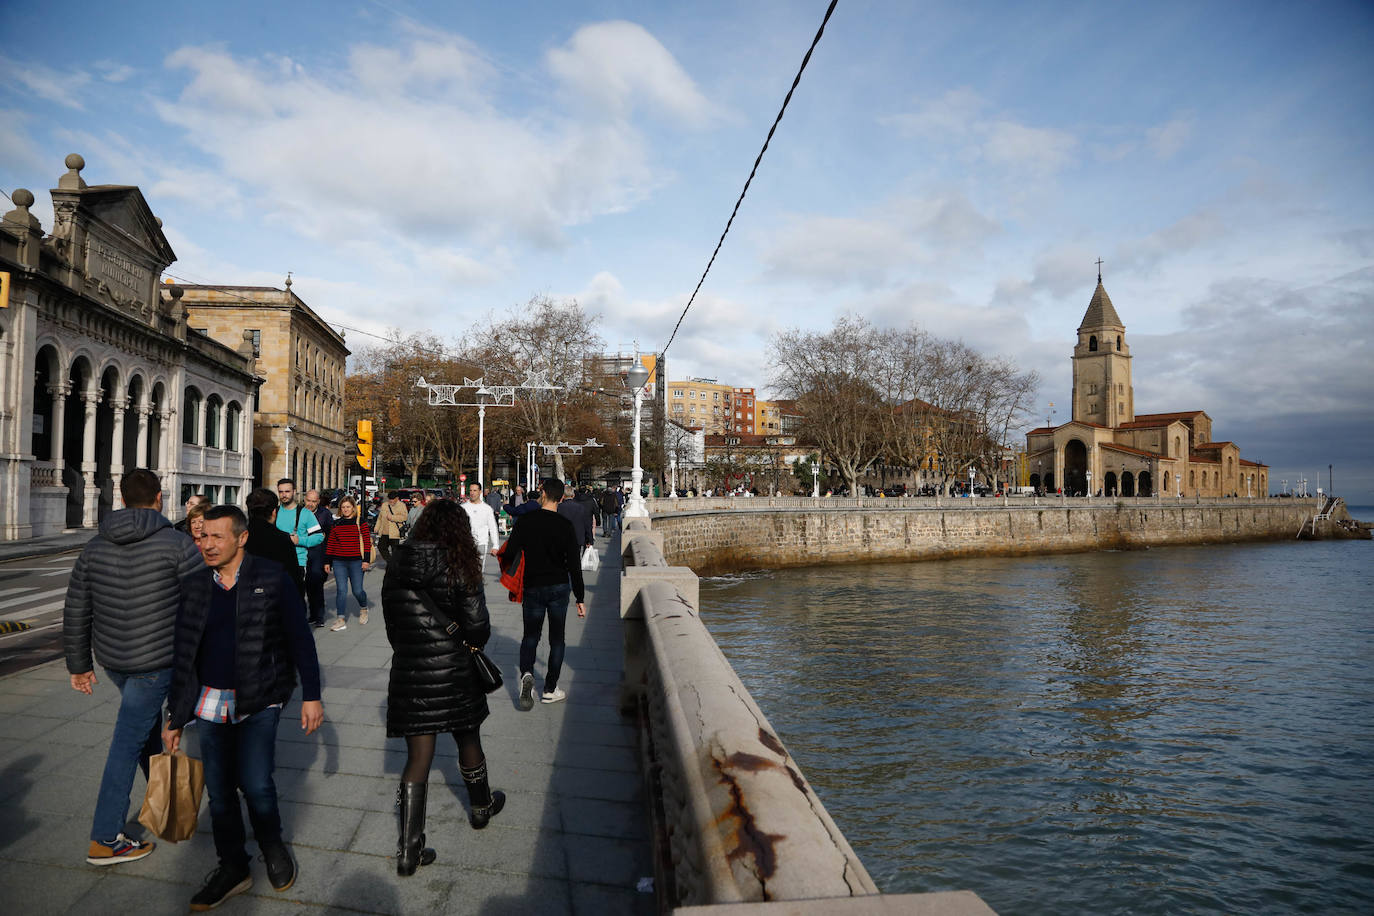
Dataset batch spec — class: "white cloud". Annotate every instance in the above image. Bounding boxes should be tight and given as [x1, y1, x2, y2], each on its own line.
[1146, 114, 1195, 160]
[983, 120, 1077, 174]
[546, 21, 720, 126]
[0, 56, 90, 110]
[883, 88, 1078, 176]
[151, 26, 708, 260]
[95, 61, 137, 83]
[758, 192, 1000, 288]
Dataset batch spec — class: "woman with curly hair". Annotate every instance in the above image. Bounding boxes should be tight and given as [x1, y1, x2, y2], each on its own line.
[381, 499, 505, 876]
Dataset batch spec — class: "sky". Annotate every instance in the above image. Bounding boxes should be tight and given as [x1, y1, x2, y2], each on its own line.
[3, 0, 1372, 501]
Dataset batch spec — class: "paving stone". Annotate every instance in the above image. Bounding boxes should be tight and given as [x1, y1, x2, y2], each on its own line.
[0, 538, 655, 914]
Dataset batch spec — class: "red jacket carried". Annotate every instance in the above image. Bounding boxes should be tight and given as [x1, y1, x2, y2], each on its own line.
[495, 540, 524, 604]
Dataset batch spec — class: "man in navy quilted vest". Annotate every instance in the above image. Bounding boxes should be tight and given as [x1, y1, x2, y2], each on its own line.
[63, 468, 204, 867]
[163, 505, 324, 911]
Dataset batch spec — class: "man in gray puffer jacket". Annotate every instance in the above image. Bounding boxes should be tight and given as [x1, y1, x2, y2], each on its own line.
[63, 469, 204, 867]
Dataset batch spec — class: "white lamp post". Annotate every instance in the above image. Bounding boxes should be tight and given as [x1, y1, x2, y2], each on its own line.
[624, 359, 651, 518]
[811, 457, 819, 498]
[475, 386, 491, 490]
[1086, 470, 1093, 500]
[968, 466, 975, 498]
[283, 425, 293, 481]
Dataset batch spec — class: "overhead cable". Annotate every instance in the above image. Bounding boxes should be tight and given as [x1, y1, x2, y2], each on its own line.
[654, 0, 840, 382]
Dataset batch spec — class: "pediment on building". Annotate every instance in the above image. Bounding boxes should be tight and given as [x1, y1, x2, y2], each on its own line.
[76, 186, 177, 265]
[51, 185, 176, 319]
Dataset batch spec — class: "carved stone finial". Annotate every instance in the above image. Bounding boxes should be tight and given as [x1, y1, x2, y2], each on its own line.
[59, 153, 87, 190]
[155, 217, 163, 228]
[284, 271, 293, 289]
[168, 285, 184, 300]
[4, 187, 42, 233]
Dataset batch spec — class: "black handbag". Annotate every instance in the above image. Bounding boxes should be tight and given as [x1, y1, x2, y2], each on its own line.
[414, 588, 503, 695]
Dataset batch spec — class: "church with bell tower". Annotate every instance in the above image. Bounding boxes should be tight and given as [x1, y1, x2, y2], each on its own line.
[1025, 270, 1268, 499]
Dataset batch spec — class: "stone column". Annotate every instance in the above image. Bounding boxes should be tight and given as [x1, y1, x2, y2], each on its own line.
[47, 384, 70, 474]
[157, 408, 173, 504]
[135, 398, 151, 471]
[80, 389, 101, 528]
[108, 394, 129, 507]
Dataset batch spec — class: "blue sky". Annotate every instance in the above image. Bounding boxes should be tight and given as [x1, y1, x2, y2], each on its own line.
[3, 0, 1372, 501]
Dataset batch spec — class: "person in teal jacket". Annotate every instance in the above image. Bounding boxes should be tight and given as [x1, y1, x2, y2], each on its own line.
[274, 478, 324, 592]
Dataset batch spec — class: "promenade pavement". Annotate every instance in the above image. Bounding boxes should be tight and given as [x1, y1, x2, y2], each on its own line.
[0, 532, 654, 915]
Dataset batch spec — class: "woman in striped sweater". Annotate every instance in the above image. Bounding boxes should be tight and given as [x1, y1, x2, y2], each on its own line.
[324, 495, 374, 631]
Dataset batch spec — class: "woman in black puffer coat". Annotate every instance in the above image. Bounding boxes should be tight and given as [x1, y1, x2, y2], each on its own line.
[382, 499, 505, 876]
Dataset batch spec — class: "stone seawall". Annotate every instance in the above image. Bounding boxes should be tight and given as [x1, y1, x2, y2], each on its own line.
[646, 498, 1318, 574]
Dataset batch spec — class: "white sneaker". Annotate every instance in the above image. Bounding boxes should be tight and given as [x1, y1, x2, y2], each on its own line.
[359, 608, 369, 625]
[330, 618, 347, 632]
[540, 687, 566, 704]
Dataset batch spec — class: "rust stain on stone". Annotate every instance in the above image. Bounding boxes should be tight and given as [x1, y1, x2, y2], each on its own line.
[712, 751, 786, 887]
[757, 728, 785, 757]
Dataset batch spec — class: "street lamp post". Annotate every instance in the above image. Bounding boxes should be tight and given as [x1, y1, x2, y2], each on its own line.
[811, 457, 819, 499]
[283, 425, 293, 481]
[968, 466, 975, 498]
[1086, 470, 1093, 501]
[623, 358, 651, 518]
[475, 387, 490, 489]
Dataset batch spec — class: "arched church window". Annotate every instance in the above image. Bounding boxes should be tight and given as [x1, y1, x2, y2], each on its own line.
[1089, 335, 1098, 352]
[1190, 470, 1196, 487]
[1174, 436, 1181, 457]
[1116, 336, 1122, 351]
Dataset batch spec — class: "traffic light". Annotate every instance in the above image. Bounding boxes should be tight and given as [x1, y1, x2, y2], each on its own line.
[0, 271, 10, 309]
[356, 419, 373, 470]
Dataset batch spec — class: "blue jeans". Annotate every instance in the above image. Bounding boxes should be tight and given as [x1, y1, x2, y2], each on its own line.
[332, 558, 368, 620]
[605, 512, 620, 534]
[198, 706, 283, 869]
[91, 667, 172, 842]
[520, 582, 572, 691]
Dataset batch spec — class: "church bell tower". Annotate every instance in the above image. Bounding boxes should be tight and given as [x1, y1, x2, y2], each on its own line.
[1071, 267, 1134, 427]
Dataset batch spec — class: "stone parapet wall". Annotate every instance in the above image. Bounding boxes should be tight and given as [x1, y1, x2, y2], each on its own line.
[620, 518, 995, 914]
[645, 498, 1319, 574]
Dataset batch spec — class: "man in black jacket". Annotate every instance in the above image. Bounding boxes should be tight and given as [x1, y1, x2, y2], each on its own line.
[163, 505, 323, 911]
[556, 486, 594, 549]
[64, 469, 204, 867]
[302, 489, 333, 627]
[504, 478, 585, 710]
[244, 487, 305, 598]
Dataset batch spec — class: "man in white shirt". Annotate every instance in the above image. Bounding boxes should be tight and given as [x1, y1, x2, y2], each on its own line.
[461, 483, 501, 573]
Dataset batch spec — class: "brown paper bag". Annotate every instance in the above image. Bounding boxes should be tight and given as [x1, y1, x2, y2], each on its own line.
[138, 750, 205, 843]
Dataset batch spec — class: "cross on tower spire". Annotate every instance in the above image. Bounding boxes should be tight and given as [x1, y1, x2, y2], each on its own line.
[1095, 258, 1104, 282]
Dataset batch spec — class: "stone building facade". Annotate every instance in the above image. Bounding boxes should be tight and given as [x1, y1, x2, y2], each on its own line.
[179, 283, 349, 494]
[0, 155, 257, 539]
[1024, 277, 1268, 498]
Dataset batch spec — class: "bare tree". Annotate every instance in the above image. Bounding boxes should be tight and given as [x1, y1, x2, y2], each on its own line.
[909, 339, 1038, 494]
[348, 331, 452, 486]
[469, 295, 605, 481]
[769, 316, 891, 495]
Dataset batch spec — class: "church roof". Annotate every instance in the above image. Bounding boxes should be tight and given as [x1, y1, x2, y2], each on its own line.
[1101, 442, 1159, 458]
[1120, 411, 1208, 428]
[1239, 458, 1268, 467]
[1078, 279, 1123, 330]
[1194, 441, 1235, 450]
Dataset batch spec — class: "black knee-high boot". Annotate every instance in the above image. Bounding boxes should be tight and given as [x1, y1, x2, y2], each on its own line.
[396, 783, 437, 875]
[460, 761, 506, 829]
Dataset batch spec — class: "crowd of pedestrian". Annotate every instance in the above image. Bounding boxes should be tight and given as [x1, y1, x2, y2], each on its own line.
[59, 470, 604, 910]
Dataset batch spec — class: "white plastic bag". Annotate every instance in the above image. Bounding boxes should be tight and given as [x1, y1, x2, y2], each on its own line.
[581, 545, 600, 571]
